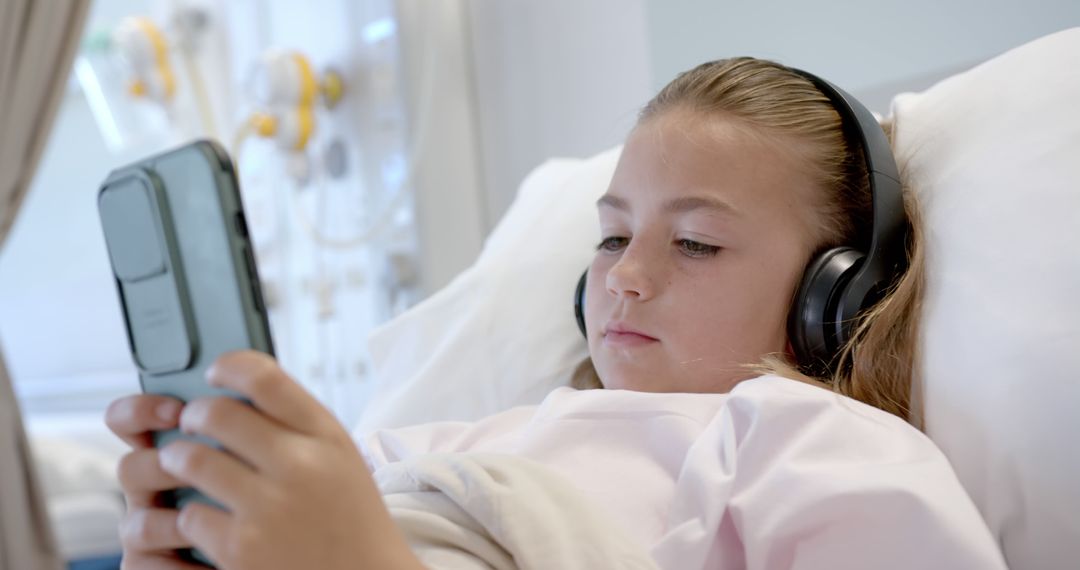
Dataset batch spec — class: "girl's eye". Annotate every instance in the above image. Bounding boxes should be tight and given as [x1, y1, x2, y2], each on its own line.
[678, 239, 721, 258]
[597, 236, 628, 252]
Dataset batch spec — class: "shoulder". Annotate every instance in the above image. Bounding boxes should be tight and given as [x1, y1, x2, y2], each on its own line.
[723, 374, 937, 462]
[729, 374, 913, 429]
[693, 376, 1006, 569]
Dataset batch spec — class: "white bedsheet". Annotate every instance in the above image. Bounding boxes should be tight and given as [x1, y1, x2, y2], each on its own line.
[359, 375, 1008, 569]
[29, 429, 126, 561]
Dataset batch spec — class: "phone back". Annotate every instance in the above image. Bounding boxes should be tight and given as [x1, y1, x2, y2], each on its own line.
[98, 139, 273, 565]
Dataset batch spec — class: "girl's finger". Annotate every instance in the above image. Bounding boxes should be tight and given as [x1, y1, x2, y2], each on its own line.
[178, 395, 300, 475]
[119, 552, 211, 570]
[205, 351, 340, 437]
[158, 440, 265, 514]
[106, 395, 184, 448]
[117, 448, 186, 508]
[119, 507, 190, 551]
[176, 502, 234, 570]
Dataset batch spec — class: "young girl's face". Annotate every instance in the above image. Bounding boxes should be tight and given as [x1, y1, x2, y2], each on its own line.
[586, 108, 823, 393]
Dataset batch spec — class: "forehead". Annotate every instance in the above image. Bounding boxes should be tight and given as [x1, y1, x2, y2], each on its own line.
[608, 109, 818, 221]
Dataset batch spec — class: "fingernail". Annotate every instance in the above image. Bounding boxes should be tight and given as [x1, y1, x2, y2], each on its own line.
[176, 504, 192, 534]
[204, 365, 220, 386]
[178, 402, 200, 434]
[156, 400, 182, 423]
[159, 445, 180, 472]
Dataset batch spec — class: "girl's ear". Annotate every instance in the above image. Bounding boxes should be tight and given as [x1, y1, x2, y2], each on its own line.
[784, 339, 797, 362]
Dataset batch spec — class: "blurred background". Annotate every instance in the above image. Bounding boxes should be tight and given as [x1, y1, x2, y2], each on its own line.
[0, 1, 1076, 567]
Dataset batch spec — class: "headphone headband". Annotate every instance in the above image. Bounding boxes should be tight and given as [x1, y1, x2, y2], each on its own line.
[788, 69, 907, 277]
[786, 68, 909, 373]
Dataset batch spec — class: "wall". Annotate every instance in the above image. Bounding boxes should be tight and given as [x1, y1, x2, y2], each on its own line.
[465, 0, 654, 223]
[394, 0, 490, 295]
[391, 0, 656, 292]
[434, 1, 1080, 241]
[644, 0, 1080, 113]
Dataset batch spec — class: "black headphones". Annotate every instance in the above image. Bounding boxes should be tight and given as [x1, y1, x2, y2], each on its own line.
[573, 66, 909, 377]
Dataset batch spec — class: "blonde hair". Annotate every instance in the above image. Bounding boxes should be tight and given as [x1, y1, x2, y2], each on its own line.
[574, 57, 925, 424]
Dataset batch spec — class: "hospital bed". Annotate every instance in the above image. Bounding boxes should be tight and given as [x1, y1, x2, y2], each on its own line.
[27, 411, 126, 570]
[32, 26, 1080, 570]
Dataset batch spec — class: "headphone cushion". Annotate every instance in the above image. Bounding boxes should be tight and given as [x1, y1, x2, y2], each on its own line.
[574, 271, 588, 338]
[789, 247, 864, 371]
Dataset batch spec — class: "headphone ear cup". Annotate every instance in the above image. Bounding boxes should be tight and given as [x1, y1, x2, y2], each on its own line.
[789, 247, 864, 375]
[574, 270, 588, 339]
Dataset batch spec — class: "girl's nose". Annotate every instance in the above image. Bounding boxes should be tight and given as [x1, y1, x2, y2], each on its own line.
[605, 244, 657, 301]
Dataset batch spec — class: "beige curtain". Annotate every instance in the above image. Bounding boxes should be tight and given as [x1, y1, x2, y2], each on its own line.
[0, 1, 91, 569]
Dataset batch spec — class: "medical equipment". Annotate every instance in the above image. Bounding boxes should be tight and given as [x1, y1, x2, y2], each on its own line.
[233, 51, 344, 154]
[113, 18, 176, 104]
[225, 38, 425, 426]
[76, 7, 222, 152]
[115, 12, 219, 139]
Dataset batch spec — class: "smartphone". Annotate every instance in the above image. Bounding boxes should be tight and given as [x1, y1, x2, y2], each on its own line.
[98, 139, 274, 567]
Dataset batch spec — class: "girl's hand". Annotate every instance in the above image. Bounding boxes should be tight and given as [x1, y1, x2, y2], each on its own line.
[105, 393, 205, 569]
[159, 350, 423, 570]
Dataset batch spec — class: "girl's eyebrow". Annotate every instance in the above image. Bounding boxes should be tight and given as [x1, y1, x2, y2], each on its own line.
[665, 195, 741, 216]
[597, 194, 741, 217]
[596, 194, 630, 210]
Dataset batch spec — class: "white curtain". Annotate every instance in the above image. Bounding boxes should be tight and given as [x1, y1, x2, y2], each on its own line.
[0, 1, 91, 569]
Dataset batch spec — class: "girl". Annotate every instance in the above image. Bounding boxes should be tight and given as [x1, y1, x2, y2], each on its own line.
[105, 58, 1005, 569]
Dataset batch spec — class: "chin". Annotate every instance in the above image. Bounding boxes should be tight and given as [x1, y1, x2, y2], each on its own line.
[599, 361, 748, 394]
[596, 365, 671, 393]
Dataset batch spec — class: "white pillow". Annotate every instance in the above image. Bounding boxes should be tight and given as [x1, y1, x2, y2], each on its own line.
[356, 148, 620, 431]
[358, 27, 1080, 568]
[891, 27, 1080, 570]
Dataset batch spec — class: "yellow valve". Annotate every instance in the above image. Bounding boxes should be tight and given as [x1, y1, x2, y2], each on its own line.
[252, 112, 277, 137]
[131, 17, 176, 101]
[128, 79, 147, 97]
[159, 67, 177, 101]
[249, 108, 313, 151]
[292, 106, 315, 151]
[321, 69, 345, 109]
[238, 51, 344, 153]
[292, 53, 318, 108]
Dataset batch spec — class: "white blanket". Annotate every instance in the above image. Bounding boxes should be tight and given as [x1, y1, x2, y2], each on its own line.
[361, 375, 1009, 569]
[375, 453, 660, 570]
